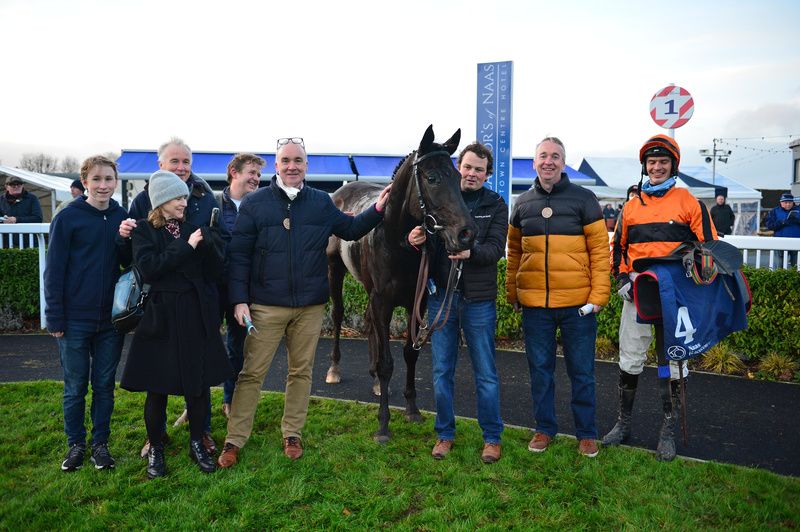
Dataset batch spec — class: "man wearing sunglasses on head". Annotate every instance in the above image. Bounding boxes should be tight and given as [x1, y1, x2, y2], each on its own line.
[218, 137, 392, 466]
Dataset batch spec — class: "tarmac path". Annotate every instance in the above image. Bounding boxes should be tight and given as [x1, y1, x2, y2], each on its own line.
[1, 334, 797, 476]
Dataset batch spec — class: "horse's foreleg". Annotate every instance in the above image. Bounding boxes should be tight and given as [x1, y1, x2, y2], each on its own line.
[402, 331, 423, 423]
[369, 298, 394, 443]
[326, 257, 347, 384]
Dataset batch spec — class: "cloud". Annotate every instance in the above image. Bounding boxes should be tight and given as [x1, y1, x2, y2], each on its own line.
[725, 102, 800, 137]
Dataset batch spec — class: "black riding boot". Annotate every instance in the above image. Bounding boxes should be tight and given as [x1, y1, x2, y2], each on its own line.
[147, 444, 166, 479]
[602, 370, 638, 446]
[189, 439, 216, 473]
[656, 378, 677, 462]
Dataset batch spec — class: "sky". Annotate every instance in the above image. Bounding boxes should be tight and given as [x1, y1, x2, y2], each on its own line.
[1, 0, 798, 189]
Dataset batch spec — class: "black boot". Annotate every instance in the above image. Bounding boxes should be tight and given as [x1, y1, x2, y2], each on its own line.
[602, 370, 638, 446]
[602, 386, 637, 446]
[656, 379, 677, 462]
[147, 444, 166, 479]
[189, 439, 216, 473]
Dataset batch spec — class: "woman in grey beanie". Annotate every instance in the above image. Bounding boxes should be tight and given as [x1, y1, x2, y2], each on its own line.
[121, 170, 232, 478]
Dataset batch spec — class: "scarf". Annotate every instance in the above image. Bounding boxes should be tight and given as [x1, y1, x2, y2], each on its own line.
[276, 175, 302, 201]
[165, 220, 181, 239]
[641, 176, 677, 197]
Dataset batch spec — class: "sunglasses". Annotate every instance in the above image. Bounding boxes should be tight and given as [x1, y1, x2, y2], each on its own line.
[6, 182, 23, 187]
[277, 137, 304, 149]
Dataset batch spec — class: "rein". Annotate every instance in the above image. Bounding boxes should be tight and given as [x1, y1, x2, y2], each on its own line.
[407, 148, 463, 350]
[410, 248, 463, 350]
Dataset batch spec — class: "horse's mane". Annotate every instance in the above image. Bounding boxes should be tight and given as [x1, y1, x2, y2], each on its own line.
[391, 154, 411, 180]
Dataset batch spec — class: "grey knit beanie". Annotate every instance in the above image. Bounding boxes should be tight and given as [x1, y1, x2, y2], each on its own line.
[148, 170, 189, 210]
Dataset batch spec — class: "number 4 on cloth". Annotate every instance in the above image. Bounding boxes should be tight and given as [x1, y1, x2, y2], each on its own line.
[674, 306, 696, 344]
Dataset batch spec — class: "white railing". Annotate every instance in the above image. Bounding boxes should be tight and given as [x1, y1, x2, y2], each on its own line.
[721, 235, 800, 271]
[0, 225, 798, 329]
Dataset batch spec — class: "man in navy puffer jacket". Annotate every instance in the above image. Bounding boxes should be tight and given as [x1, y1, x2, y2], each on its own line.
[218, 138, 391, 466]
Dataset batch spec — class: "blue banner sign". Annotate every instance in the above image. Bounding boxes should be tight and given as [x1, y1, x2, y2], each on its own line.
[476, 61, 513, 204]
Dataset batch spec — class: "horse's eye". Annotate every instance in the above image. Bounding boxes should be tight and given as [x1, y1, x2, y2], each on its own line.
[426, 171, 441, 184]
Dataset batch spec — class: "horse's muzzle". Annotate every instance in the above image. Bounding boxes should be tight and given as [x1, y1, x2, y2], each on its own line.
[457, 226, 475, 248]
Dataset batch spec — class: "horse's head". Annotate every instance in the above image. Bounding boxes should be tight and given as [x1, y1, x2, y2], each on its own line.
[409, 125, 477, 253]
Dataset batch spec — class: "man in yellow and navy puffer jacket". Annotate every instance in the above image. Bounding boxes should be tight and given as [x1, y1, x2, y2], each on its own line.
[506, 136, 610, 459]
[604, 134, 717, 462]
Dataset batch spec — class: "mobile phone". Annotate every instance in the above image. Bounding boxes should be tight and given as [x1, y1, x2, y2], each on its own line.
[209, 207, 220, 228]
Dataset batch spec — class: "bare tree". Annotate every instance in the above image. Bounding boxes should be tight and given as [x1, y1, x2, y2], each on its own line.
[60, 156, 80, 173]
[19, 153, 59, 173]
[102, 151, 120, 162]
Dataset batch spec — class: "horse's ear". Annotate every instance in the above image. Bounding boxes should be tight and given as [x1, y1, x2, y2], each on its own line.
[419, 125, 435, 152]
[442, 129, 461, 155]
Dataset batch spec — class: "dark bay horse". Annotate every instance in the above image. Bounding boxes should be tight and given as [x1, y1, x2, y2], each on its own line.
[326, 125, 476, 442]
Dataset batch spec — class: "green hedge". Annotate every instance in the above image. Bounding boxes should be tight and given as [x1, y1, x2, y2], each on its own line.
[0, 249, 39, 317]
[3, 249, 799, 359]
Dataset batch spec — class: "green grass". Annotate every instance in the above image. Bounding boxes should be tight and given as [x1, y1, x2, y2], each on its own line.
[1, 382, 798, 530]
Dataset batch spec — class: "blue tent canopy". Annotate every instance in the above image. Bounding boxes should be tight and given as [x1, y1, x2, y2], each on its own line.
[350, 155, 405, 182]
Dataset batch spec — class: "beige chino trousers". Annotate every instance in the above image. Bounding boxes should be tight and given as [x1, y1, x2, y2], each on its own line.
[224, 303, 325, 448]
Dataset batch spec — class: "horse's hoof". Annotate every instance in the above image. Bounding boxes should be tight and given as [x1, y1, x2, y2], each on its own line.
[325, 367, 341, 384]
[372, 384, 389, 397]
[373, 432, 391, 444]
[405, 412, 424, 423]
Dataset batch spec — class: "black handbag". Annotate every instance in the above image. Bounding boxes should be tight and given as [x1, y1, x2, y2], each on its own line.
[111, 266, 150, 334]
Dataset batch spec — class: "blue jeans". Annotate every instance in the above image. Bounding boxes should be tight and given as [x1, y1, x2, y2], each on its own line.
[57, 320, 123, 446]
[223, 310, 246, 404]
[522, 306, 598, 440]
[429, 292, 502, 444]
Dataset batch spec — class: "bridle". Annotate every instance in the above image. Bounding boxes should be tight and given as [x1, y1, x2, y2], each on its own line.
[412, 149, 448, 235]
[409, 149, 463, 350]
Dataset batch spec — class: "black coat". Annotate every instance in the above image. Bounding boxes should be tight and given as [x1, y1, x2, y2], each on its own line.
[121, 220, 232, 398]
[710, 203, 735, 235]
[429, 187, 508, 302]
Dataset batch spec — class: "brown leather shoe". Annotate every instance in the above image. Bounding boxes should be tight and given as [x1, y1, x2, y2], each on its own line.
[431, 439, 453, 460]
[283, 437, 303, 460]
[528, 432, 552, 453]
[202, 432, 217, 455]
[481, 443, 502, 464]
[217, 442, 239, 468]
[578, 439, 599, 458]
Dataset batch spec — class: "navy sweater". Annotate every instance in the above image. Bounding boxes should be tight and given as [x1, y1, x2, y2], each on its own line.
[44, 197, 130, 332]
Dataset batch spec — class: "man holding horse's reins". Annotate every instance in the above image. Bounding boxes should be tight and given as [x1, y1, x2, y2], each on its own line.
[506, 136, 610, 459]
[408, 142, 508, 464]
[218, 138, 391, 467]
[605, 134, 717, 461]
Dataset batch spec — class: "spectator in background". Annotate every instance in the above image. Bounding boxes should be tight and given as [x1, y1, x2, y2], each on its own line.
[1, 175, 43, 247]
[217, 153, 265, 419]
[710, 194, 735, 236]
[765, 192, 800, 268]
[602, 203, 617, 231]
[44, 155, 130, 472]
[70, 180, 86, 199]
[55, 180, 87, 215]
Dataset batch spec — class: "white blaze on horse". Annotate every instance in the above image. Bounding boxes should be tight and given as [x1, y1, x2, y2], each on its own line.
[326, 125, 476, 442]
